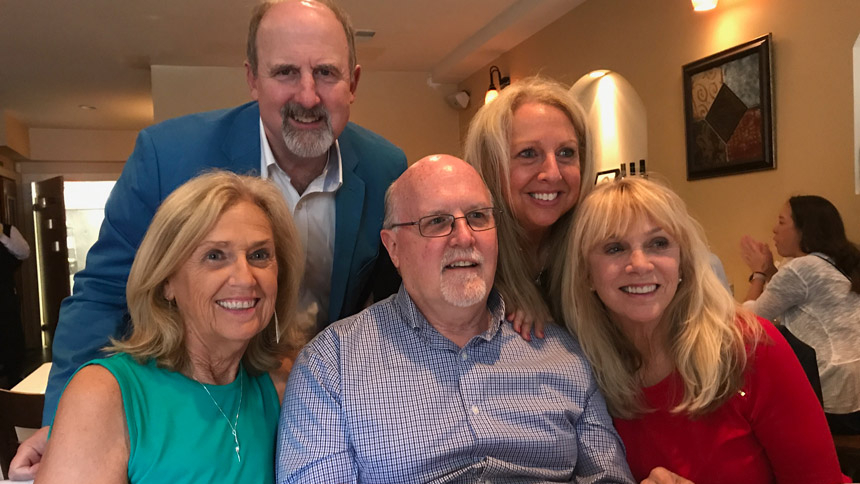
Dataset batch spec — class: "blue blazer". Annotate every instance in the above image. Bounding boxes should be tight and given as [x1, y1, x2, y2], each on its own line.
[44, 102, 406, 422]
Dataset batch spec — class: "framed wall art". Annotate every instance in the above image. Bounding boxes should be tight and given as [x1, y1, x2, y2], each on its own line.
[682, 34, 774, 180]
[595, 168, 620, 185]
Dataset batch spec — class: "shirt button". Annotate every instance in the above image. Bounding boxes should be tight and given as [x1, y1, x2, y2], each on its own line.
[471, 405, 480, 415]
[460, 352, 469, 361]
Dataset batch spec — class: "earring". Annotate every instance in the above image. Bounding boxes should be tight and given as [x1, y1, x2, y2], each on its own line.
[274, 311, 280, 344]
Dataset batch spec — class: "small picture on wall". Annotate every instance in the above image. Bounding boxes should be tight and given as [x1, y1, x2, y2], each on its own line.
[682, 34, 774, 180]
[595, 168, 620, 185]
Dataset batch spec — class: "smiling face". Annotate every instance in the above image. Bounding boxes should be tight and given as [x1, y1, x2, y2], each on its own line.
[382, 156, 498, 312]
[508, 101, 582, 242]
[164, 200, 278, 354]
[587, 217, 681, 335]
[772, 202, 804, 257]
[246, 0, 358, 161]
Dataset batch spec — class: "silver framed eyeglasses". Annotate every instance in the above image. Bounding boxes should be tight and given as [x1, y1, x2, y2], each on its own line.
[387, 207, 500, 238]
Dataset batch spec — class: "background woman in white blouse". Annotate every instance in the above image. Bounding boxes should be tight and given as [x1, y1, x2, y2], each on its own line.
[741, 194, 860, 434]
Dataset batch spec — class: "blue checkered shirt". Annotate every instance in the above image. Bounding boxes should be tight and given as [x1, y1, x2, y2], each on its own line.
[277, 286, 634, 483]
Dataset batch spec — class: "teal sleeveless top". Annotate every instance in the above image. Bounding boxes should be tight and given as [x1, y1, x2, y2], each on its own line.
[85, 353, 279, 484]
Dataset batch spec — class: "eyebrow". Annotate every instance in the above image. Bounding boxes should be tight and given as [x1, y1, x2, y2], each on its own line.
[196, 239, 274, 249]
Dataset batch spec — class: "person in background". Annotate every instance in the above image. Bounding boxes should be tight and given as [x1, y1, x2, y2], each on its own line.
[36, 171, 305, 484]
[464, 76, 594, 339]
[741, 195, 860, 434]
[10, 0, 406, 479]
[0, 222, 30, 388]
[277, 155, 634, 483]
[562, 177, 846, 483]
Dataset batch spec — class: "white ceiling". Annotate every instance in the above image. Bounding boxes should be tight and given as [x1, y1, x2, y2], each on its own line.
[0, 0, 586, 131]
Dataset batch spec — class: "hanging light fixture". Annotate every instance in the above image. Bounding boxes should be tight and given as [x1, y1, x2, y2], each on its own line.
[484, 65, 511, 105]
[691, 0, 717, 11]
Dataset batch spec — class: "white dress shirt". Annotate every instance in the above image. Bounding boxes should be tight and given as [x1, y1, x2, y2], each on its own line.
[259, 119, 342, 327]
[0, 224, 30, 260]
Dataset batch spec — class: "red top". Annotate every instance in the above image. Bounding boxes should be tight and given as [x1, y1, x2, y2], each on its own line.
[613, 318, 848, 484]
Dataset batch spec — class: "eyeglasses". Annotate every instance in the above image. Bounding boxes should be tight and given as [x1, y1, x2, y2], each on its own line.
[388, 207, 500, 238]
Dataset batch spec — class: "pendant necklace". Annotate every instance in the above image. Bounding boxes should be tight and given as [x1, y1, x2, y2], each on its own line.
[199, 369, 244, 463]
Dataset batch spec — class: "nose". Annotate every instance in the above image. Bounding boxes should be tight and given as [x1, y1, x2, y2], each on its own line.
[230, 258, 256, 286]
[448, 217, 475, 247]
[626, 249, 652, 273]
[295, 71, 321, 108]
[537, 154, 562, 182]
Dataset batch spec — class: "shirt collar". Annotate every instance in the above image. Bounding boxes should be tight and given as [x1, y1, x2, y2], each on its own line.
[394, 285, 506, 343]
[258, 117, 344, 191]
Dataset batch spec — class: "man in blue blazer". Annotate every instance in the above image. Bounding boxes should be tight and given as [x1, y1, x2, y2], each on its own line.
[27, 0, 407, 443]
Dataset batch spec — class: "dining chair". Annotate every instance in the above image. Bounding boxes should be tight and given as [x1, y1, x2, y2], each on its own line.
[833, 434, 860, 481]
[0, 388, 45, 479]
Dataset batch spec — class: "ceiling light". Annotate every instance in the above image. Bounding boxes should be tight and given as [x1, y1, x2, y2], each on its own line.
[589, 70, 610, 79]
[691, 0, 718, 11]
[78, 105, 97, 110]
[484, 65, 510, 105]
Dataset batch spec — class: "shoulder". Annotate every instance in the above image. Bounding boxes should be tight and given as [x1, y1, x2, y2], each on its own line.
[304, 296, 399, 356]
[504, 323, 595, 373]
[56, 363, 124, 425]
[339, 123, 407, 172]
[143, 102, 258, 138]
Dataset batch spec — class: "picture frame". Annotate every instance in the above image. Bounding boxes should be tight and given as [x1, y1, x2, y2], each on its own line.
[595, 168, 620, 185]
[682, 34, 774, 180]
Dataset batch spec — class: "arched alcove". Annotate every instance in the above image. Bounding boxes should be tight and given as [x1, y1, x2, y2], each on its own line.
[570, 71, 647, 179]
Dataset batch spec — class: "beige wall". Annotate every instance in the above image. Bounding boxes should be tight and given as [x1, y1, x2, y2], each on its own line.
[149, 66, 462, 164]
[459, 0, 860, 297]
[151, 66, 253, 124]
[352, 71, 462, 163]
[28, 128, 138, 162]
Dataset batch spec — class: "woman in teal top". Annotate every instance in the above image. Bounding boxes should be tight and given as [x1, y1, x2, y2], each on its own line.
[36, 171, 308, 484]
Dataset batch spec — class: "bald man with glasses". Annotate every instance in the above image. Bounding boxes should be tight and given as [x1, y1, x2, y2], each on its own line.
[277, 155, 634, 483]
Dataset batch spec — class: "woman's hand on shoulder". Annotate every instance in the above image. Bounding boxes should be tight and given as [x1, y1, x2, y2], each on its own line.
[35, 365, 129, 484]
[506, 307, 547, 341]
[641, 467, 695, 484]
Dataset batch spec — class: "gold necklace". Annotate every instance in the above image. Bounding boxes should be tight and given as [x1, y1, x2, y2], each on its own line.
[198, 370, 244, 462]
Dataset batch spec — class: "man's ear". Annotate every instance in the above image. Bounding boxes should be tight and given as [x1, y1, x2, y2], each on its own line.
[380, 229, 399, 269]
[245, 60, 259, 101]
[348, 64, 361, 103]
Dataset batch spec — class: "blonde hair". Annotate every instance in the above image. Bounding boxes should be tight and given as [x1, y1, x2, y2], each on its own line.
[110, 171, 307, 374]
[560, 176, 762, 418]
[464, 76, 594, 322]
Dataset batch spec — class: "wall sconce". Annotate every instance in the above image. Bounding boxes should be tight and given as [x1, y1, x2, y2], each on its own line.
[484, 65, 510, 105]
[691, 0, 717, 11]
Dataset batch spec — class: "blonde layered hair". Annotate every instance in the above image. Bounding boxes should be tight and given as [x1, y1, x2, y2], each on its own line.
[464, 77, 594, 322]
[110, 171, 306, 374]
[560, 177, 762, 418]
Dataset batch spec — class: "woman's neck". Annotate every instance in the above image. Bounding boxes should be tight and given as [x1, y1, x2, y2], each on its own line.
[184, 334, 246, 385]
[622, 320, 674, 387]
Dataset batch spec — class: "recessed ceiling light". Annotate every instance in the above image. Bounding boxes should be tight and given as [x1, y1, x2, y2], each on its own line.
[78, 104, 97, 110]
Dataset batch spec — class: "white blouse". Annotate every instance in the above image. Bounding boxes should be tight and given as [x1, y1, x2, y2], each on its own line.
[746, 253, 860, 414]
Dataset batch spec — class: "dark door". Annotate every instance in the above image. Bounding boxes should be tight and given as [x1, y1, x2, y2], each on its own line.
[32, 176, 70, 349]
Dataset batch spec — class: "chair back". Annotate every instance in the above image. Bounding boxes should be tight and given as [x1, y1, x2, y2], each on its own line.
[777, 325, 823, 405]
[0, 389, 44, 479]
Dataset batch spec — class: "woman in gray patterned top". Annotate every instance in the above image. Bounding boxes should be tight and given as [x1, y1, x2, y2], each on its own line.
[741, 195, 860, 434]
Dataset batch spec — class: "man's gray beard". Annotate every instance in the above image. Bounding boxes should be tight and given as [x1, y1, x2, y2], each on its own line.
[281, 103, 334, 159]
[441, 274, 487, 308]
[439, 248, 488, 308]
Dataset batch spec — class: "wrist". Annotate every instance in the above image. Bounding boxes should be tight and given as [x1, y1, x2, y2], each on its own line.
[749, 271, 767, 283]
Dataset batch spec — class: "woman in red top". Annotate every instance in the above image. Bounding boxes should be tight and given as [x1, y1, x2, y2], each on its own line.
[559, 176, 846, 483]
